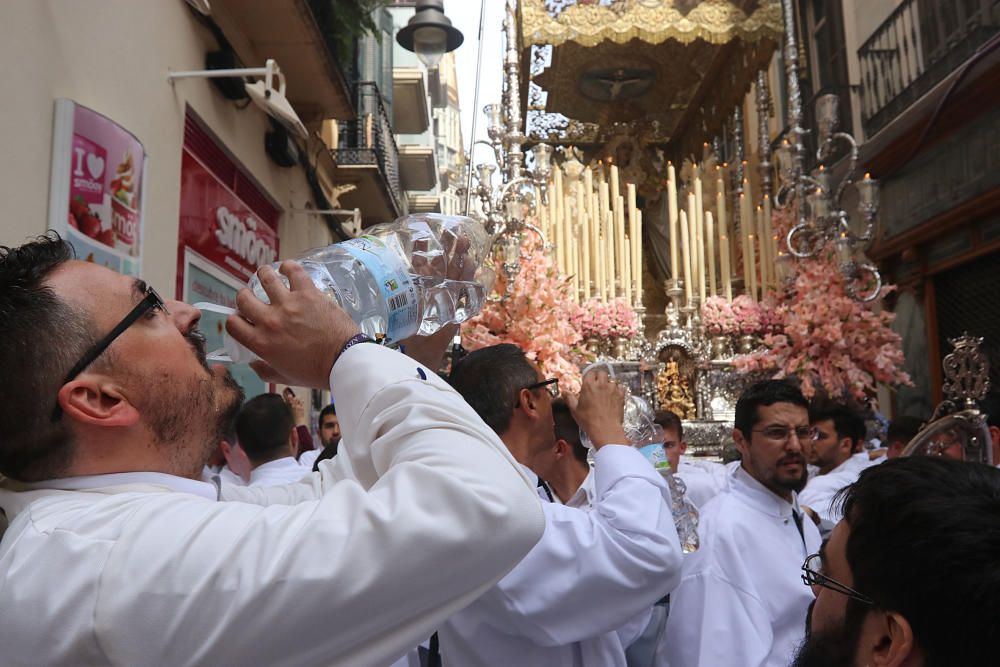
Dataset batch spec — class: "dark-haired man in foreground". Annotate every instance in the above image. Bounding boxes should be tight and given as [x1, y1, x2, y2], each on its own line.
[794, 456, 1000, 666]
[664, 379, 821, 667]
[0, 234, 544, 666]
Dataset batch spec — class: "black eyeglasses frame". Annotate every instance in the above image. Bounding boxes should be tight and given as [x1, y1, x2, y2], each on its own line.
[51, 285, 167, 421]
[801, 553, 875, 606]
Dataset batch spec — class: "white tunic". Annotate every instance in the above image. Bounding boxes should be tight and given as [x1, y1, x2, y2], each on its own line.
[675, 456, 726, 508]
[0, 344, 545, 667]
[663, 466, 821, 667]
[248, 455, 311, 487]
[798, 451, 873, 524]
[438, 445, 684, 667]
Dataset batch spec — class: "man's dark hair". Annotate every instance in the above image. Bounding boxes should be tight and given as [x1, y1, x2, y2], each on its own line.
[552, 399, 587, 464]
[834, 457, 1000, 665]
[734, 379, 809, 440]
[319, 403, 337, 421]
[0, 233, 99, 481]
[809, 400, 867, 452]
[235, 393, 294, 465]
[449, 344, 538, 436]
[654, 410, 684, 441]
[885, 415, 924, 447]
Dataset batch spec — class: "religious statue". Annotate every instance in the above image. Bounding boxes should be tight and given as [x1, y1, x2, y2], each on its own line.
[657, 359, 696, 419]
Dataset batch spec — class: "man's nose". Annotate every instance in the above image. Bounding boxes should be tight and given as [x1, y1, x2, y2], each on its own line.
[785, 432, 804, 452]
[168, 299, 202, 332]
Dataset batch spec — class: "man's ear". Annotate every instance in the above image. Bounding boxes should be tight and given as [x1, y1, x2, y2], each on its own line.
[866, 610, 917, 667]
[517, 388, 541, 418]
[58, 377, 140, 428]
[679, 440, 688, 455]
[554, 439, 569, 460]
[732, 428, 750, 460]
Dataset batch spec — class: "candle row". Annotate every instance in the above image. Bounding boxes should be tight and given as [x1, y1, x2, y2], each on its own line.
[664, 162, 782, 305]
[537, 162, 644, 306]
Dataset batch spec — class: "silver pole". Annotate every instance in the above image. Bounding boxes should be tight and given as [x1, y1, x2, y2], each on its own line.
[463, 0, 489, 215]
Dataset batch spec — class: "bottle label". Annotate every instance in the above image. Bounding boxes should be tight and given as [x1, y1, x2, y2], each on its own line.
[637, 443, 671, 470]
[340, 235, 420, 340]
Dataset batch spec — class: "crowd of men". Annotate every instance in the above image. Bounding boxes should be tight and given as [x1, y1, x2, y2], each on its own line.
[0, 233, 998, 666]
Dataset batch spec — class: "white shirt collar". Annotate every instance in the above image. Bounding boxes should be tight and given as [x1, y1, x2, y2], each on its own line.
[564, 468, 595, 509]
[22, 472, 218, 501]
[731, 466, 802, 519]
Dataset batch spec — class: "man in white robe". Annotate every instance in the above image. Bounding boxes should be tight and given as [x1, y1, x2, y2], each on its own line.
[655, 410, 726, 508]
[235, 393, 313, 488]
[798, 403, 870, 527]
[664, 380, 822, 667]
[440, 344, 684, 666]
[0, 239, 544, 667]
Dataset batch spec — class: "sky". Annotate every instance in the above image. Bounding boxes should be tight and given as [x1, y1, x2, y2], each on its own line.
[444, 0, 507, 169]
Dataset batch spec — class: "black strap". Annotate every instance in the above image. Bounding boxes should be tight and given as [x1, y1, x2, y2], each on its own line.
[792, 510, 806, 548]
[537, 477, 555, 503]
[424, 632, 441, 667]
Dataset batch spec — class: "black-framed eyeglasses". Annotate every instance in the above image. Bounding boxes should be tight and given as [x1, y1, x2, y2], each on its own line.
[52, 285, 168, 421]
[753, 425, 819, 443]
[524, 377, 560, 398]
[801, 553, 874, 605]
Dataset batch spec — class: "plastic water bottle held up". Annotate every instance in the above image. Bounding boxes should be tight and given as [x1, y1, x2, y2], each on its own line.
[203, 213, 495, 363]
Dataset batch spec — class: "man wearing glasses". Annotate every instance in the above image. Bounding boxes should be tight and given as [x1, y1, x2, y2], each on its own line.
[442, 344, 683, 666]
[793, 456, 999, 666]
[798, 402, 874, 531]
[0, 234, 545, 666]
[664, 380, 821, 667]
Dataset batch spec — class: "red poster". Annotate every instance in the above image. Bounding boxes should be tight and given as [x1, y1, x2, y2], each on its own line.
[48, 99, 147, 276]
[176, 149, 279, 296]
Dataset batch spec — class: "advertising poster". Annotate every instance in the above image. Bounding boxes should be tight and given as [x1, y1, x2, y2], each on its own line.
[48, 99, 146, 276]
[183, 251, 266, 400]
[178, 145, 279, 400]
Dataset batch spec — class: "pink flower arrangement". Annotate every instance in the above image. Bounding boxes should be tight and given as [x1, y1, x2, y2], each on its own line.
[701, 296, 735, 335]
[463, 229, 583, 393]
[573, 296, 639, 339]
[731, 295, 764, 335]
[732, 247, 911, 400]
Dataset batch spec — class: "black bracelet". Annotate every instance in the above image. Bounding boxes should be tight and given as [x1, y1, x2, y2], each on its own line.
[339, 333, 374, 357]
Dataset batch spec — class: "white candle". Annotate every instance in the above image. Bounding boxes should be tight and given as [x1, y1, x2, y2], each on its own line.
[680, 209, 693, 305]
[747, 231, 758, 301]
[720, 232, 732, 301]
[627, 183, 637, 297]
[610, 163, 620, 201]
[740, 193, 753, 296]
[687, 193, 698, 289]
[763, 194, 775, 287]
[667, 164, 679, 283]
[617, 195, 626, 295]
[636, 209, 644, 303]
[706, 211, 716, 297]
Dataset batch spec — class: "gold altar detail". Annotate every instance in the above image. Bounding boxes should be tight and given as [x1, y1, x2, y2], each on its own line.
[657, 358, 697, 419]
[520, 0, 784, 48]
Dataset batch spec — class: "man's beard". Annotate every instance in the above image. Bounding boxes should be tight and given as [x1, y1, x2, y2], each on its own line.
[792, 601, 866, 667]
[771, 452, 810, 493]
[134, 327, 245, 477]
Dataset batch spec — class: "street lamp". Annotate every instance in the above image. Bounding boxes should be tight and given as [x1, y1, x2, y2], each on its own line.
[396, 0, 464, 69]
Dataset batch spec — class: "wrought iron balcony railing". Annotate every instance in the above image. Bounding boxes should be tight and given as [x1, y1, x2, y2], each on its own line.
[858, 0, 1000, 136]
[332, 81, 403, 217]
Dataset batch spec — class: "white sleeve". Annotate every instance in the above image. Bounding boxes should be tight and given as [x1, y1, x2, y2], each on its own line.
[477, 445, 683, 647]
[797, 477, 841, 524]
[97, 344, 545, 667]
[663, 570, 773, 667]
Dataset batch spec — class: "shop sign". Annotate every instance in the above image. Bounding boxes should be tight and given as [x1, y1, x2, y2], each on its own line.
[48, 98, 146, 276]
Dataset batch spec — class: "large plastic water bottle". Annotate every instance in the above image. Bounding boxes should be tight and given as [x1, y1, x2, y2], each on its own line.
[206, 213, 494, 363]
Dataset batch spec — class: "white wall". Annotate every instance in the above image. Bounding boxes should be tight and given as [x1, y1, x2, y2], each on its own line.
[0, 0, 330, 294]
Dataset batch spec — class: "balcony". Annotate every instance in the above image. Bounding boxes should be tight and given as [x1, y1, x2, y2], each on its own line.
[858, 0, 1000, 137]
[209, 0, 354, 121]
[327, 82, 404, 226]
[392, 67, 430, 134]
